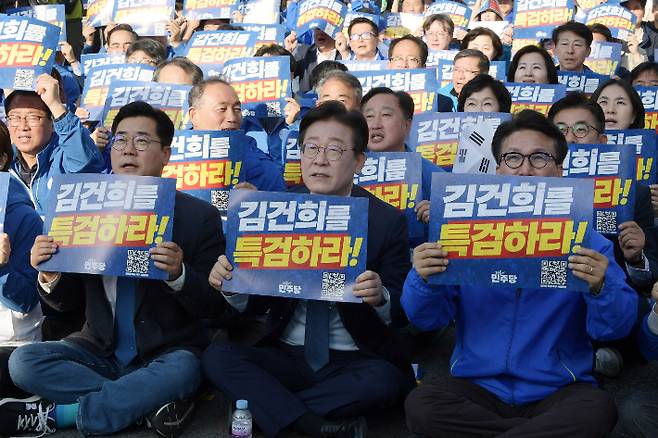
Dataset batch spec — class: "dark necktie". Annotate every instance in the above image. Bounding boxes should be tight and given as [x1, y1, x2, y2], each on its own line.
[114, 277, 138, 366]
[304, 300, 330, 372]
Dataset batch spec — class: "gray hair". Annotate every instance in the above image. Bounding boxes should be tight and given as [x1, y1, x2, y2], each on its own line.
[315, 70, 363, 102]
[187, 77, 233, 108]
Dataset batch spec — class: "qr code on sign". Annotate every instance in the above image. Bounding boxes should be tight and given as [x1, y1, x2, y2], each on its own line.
[321, 272, 346, 299]
[266, 101, 282, 117]
[596, 210, 617, 234]
[211, 190, 229, 211]
[126, 250, 149, 276]
[540, 260, 567, 289]
[13, 69, 34, 89]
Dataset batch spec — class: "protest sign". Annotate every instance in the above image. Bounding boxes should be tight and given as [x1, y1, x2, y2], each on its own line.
[606, 129, 658, 184]
[0, 173, 9, 232]
[295, 0, 347, 39]
[239, 0, 281, 24]
[80, 53, 126, 76]
[340, 59, 388, 72]
[85, 0, 113, 27]
[7, 5, 66, 43]
[182, 30, 258, 77]
[636, 86, 658, 129]
[426, 49, 458, 67]
[506, 83, 567, 115]
[511, 26, 552, 55]
[353, 68, 437, 113]
[240, 23, 286, 48]
[557, 71, 610, 96]
[586, 4, 637, 40]
[437, 59, 506, 88]
[425, 1, 472, 35]
[183, 0, 240, 20]
[513, 0, 574, 38]
[282, 130, 302, 187]
[112, 0, 175, 36]
[224, 190, 368, 302]
[41, 174, 176, 280]
[383, 12, 424, 39]
[453, 118, 500, 175]
[587, 41, 622, 76]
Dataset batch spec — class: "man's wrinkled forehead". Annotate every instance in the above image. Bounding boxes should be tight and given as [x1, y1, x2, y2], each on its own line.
[5, 92, 49, 115]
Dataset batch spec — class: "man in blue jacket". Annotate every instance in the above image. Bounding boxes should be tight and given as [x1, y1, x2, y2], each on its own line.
[402, 110, 638, 437]
[7, 73, 104, 216]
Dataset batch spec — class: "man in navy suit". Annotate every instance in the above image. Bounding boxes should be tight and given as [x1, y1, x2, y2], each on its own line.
[203, 102, 414, 438]
[9, 102, 225, 437]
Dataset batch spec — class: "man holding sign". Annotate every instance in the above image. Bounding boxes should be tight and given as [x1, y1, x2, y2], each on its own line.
[402, 110, 637, 437]
[9, 102, 225, 437]
[203, 102, 413, 438]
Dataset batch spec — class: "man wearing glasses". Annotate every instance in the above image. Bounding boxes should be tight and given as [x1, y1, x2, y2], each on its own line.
[439, 49, 490, 112]
[11, 101, 225, 437]
[203, 102, 414, 438]
[422, 14, 454, 52]
[403, 109, 637, 437]
[6, 73, 103, 216]
[340, 17, 386, 61]
[548, 93, 656, 378]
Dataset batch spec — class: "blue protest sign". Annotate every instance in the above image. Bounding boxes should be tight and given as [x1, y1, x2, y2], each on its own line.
[0, 173, 9, 232]
[586, 4, 637, 40]
[182, 30, 258, 77]
[224, 190, 368, 302]
[40, 174, 176, 279]
[353, 68, 437, 113]
[505, 82, 567, 116]
[80, 53, 126, 76]
[295, 0, 347, 40]
[606, 129, 658, 184]
[183, 0, 240, 19]
[425, 1, 472, 34]
[282, 130, 302, 187]
[112, 0, 175, 36]
[563, 144, 636, 235]
[557, 71, 610, 96]
[7, 5, 67, 43]
[85, 0, 114, 27]
[428, 173, 593, 291]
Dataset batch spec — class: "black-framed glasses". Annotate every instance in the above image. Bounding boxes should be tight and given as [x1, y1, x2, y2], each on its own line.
[554, 122, 599, 139]
[300, 143, 353, 161]
[112, 134, 161, 152]
[501, 152, 556, 169]
[349, 32, 376, 41]
[6, 114, 46, 127]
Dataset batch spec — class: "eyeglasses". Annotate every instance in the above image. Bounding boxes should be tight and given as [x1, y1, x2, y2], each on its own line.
[424, 31, 449, 38]
[130, 57, 157, 66]
[300, 143, 353, 161]
[453, 67, 481, 76]
[501, 152, 556, 169]
[6, 114, 46, 127]
[349, 32, 376, 41]
[112, 134, 161, 151]
[389, 56, 422, 66]
[554, 122, 599, 139]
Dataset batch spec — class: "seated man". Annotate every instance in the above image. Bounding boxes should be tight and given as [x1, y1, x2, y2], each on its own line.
[360, 87, 443, 247]
[187, 78, 286, 191]
[439, 49, 490, 112]
[403, 110, 638, 437]
[8, 102, 225, 437]
[203, 102, 414, 437]
[7, 73, 103, 216]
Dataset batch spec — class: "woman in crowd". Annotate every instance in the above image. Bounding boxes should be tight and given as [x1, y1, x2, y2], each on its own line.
[457, 73, 511, 113]
[591, 78, 646, 130]
[507, 45, 559, 84]
[460, 27, 503, 61]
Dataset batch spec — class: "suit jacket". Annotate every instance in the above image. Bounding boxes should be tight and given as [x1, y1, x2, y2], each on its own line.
[39, 192, 226, 360]
[246, 185, 414, 376]
[295, 44, 343, 93]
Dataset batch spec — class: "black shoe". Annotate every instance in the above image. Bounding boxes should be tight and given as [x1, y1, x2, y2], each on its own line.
[0, 395, 56, 437]
[319, 416, 367, 438]
[146, 399, 195, 438]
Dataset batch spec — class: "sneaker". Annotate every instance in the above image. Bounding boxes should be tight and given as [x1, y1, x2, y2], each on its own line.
[146, 399, 195, 438]
[0, 395, 56, 437]
[595, 347, 624, 378]
[320, 416, 367, 438]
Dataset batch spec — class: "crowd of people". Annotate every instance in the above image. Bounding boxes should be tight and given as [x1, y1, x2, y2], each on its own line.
[1, 0, 658, 437]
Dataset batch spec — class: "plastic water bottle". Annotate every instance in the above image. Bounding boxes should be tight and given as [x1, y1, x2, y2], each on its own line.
[231, 399, 252, 438]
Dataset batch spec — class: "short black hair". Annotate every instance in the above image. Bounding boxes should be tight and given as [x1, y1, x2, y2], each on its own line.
[492, 109, 568, 165]
[457, 74, 512, 112]
[126, 38, 168, 65]
[361, 87, 415, 120]
[0, 120, 11, 171]
[631, 61, 658, 84]
[107, 24, 138, 44]
[154, 57, 204, 84]
[590, 78, 645, 129]
[348, 17, 379, 36]
[547, 92, 605, 133]
[454, 49, 490, 74]
[254, 44, 297, 77]
[461, 27, 503, 61]
[588, 23, 613, 42]
[299, 101, 369, 155]
[111, 101, 174, 148]
[310, 60, 348, 90]
[507, 44, 559, 84]
[552, 21, 593, 47]
[389, 34, 429, 67]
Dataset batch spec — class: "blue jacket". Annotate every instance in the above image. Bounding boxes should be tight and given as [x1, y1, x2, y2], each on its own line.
[9, 111, 104, 216]
[401, 230, 637, 405]
[235, 133, 286, 192]
[242, 116, 290, 170]
[638, 305, 658, 360]
[0, 175, 42, 313]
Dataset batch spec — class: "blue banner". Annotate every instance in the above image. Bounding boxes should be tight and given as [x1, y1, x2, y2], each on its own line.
[408, 112, 512, 170]
[437, 59, 507, 88]
[85, 0, 114, 27]
[295, 0, 347, 40]
[0, 173, 9, 233]
[505, 82, 567, 116]
[40, 174, 176, 280]
[240, 23, 286, 46]
[80, 53, 126, 76]
[606, 129, 658, 184]
[511, 25, 554, 54]
[238, 0, 281, 24]
[161, 130, 247, 220]
[383, 12, 424, 39]
[354, 152, 424, 243]
[81, 64, 155, 121]
[425, 1, 472, 34]
[340, 59, 388, 72]
[221, 56, 292, 119]
[224, 190, 368, 302]
[557, 71, 610, 96]
[428, 172, 593, 291]
[112, 0, 175, 36]
[513, 0, 574, 36]
[587, 41, 622, 76]
[183, 0, 240, 19]
[563, 143, 636, 234]
[0, 16, 60, 90]
[353, 68, 437, 113]
[586, 4, 637, 40]
[282, 130, 302, 187]
[635, 85, 658, 129]
[7, 5, 67, 43]
[101, 81, 191, 128]
[182, 30, 258, 77]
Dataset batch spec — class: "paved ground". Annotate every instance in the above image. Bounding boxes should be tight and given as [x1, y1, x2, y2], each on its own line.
[42, 327, 658, 438]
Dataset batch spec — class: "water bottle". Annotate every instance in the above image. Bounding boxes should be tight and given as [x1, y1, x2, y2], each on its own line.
[231, 399, 252, 438]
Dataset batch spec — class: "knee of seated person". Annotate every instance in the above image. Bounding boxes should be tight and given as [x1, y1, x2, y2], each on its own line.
[582, 388, 618, 428]
[8, 345, 42, 386]
[617, 392, 645, 427]
[355, 361, 403, 401]
[201, 342, 242, 372]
